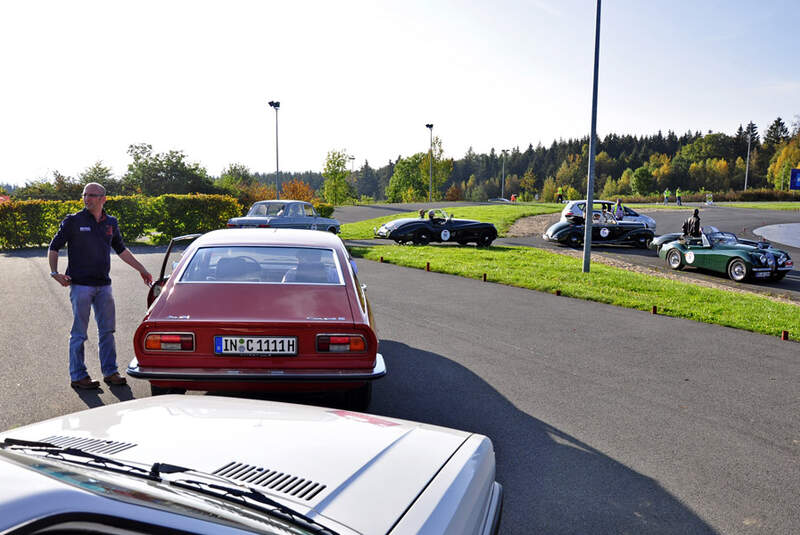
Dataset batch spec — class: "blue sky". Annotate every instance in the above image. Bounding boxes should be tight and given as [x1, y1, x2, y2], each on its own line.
[1, 0, 797, 186]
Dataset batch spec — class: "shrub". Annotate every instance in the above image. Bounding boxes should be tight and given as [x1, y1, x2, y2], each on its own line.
[149, 194, 241, 245]
[314, 202, 334, 218]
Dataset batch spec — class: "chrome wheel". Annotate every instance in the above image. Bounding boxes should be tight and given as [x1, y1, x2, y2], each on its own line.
[727, 258, 748, 282]
[667, 249, 683, 270]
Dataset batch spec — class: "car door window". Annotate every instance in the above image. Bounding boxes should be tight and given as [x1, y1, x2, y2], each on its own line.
[303, 205, 316, 217]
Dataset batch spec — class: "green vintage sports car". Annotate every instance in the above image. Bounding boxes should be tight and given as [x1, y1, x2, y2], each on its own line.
[658, 227, 794, 282]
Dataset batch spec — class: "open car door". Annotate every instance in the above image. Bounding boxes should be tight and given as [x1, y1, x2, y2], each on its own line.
[146, 234, 202, 308]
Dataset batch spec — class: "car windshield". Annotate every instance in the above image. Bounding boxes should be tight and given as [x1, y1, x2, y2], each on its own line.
[180, 246, 343, 284]
[708, 232, 738, 245]
[247, 202, 286, 217]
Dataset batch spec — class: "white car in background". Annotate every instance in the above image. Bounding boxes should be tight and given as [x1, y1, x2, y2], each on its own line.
[0, 396, 502, 535]
[560, 199, 657, 230]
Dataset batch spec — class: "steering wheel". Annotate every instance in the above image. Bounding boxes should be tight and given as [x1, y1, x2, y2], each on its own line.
[237, 256, 259, 267]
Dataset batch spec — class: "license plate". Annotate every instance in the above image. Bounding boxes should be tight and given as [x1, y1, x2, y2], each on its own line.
[754, 272, 770, 278]
[214, 336, 297, 356]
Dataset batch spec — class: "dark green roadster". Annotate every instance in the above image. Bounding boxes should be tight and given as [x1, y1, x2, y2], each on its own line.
[658, 227, 793, 282]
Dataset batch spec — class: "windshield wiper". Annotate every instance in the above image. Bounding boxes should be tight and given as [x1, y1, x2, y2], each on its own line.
[2, 439, 337, 534]
[170, 478, 338, 535]
[2, 438, 157, 481]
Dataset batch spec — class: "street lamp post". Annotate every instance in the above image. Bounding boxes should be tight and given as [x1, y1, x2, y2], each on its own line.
[501, 149, 509, 200]
[425, 124, 433, 202]
[582, 0, 602, 273]
[268, 100, 280, 199]
[744, 124, 752, 191]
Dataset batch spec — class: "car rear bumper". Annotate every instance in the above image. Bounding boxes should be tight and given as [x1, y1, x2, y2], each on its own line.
[127, 354, 386, 382]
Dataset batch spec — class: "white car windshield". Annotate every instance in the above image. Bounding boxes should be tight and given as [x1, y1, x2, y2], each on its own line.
[180, 246, 343, 284]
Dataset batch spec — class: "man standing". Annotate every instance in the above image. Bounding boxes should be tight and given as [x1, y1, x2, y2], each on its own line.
[682, 208, 702, 238]
[49, 183, 153, 389]
[663, 188, 671, 205]
[556, 186, 564, 204]
[675, 187, 682, 206]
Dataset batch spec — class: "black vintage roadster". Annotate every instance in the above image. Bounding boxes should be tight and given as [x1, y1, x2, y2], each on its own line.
[543, 215, 654, 248]
[375, 209, 498, 246]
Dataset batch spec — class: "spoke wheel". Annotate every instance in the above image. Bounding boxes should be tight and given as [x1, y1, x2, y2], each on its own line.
[666, 249, 683, 270]
[567, 232, 581, 247]
[414, 230, 431, 245]
[477, 231, 494, 247]
[727, 258, 748, 282]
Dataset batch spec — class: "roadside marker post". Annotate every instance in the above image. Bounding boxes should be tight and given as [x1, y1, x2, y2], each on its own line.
[426, 262, 430, 272]
[652, 306, 658, 314]
[483, 273, 487, 282]
[782, 330, 789, 341]
[555, 290, 561, 296]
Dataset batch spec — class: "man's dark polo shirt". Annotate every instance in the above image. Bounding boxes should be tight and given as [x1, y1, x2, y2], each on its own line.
[49, 209, 126, 286]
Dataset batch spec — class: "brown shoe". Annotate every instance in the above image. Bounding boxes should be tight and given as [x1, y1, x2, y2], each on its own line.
[103, 373, 127, 386]
[71, 377, 100, 389]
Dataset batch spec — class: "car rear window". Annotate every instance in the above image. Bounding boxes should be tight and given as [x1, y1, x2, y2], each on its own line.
[248, 203, 286, 217]
[180, 246, 343, 284]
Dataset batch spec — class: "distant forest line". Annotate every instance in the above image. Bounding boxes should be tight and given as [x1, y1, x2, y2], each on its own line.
[3, 116, 799, 204]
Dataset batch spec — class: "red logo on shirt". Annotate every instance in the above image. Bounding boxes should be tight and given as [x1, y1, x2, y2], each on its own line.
[105, 225, 113, 236]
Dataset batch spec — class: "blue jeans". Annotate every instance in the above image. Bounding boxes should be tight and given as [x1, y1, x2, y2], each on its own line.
[69, 284, 117, 381]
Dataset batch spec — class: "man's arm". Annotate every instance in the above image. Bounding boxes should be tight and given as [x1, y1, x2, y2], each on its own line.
[118, 249, 153, 286]
[47, 249, 71, 287]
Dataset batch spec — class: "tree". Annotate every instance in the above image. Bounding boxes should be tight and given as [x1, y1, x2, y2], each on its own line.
[79, 161, 114, 185]
[767, 135, 800, 190]
[419, 136, 454, 200]
[445, 183, 463, 201]
[764, 117, 790, 148]
[322, 150, 352, 206]
[281, 178, 315, 202]
[520, 168, 537, 195]
[631, 166, 654, 195]
[123, 144, 215, 196]
[385, 153, 426, 202]
[218, 163, 256, 189]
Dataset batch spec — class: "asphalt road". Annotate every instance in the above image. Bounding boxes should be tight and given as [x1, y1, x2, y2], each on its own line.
[1, 204, 799, 534]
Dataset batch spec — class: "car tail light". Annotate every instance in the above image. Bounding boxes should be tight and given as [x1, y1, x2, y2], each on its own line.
[317, 335, 366, 353]
[565, 211, 574, 217]
[258, 224, 270, 228]
[145, 333, 194, 351]
[226, 223, 236, 228]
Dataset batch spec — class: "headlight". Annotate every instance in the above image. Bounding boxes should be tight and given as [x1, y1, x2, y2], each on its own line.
[757, 254, 767, 264]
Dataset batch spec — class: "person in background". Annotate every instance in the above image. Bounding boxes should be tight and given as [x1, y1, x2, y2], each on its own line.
[48, 182, 153, 389]
[676, 187, 682, 206]
[613, 198, 624, 220]
[556, 186, 564, 204]
[663, 188, 671, 205]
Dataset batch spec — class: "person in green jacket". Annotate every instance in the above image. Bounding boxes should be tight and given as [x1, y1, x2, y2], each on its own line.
[663, 188, 670, 205]
[557, 186, 564, 204]
[676, 187, 682, 206]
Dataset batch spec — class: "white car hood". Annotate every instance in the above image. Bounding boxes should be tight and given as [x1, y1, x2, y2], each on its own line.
[0, 396, 471, 534]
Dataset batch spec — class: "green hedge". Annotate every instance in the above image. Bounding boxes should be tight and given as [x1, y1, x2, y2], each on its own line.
[0, 194, 242, 249]
[149, 195, 241, 245]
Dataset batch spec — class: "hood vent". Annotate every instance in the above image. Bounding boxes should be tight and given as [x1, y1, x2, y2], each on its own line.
[41, 435, 136, 455]
[214, 461, 326, 501]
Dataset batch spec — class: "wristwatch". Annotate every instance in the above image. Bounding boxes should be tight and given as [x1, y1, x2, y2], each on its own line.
[50, 271, 59, 277]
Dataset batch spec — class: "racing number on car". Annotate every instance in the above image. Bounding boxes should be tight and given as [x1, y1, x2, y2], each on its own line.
[441, 229, 451, 241]
[685, 252, 695, 264]
[599, 227, 610, 238]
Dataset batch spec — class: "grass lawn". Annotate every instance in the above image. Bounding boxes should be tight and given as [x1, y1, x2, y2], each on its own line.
[338, 203, 563, 240]
[716, 202, 800, 211]
[349, 244, 798, 339]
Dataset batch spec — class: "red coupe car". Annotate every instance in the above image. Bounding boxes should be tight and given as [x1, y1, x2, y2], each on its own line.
[127, 229, 385, 409]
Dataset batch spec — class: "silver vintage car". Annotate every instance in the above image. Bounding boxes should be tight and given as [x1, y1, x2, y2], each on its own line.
[228, 200, 340, 234]
[0, 396, 503, 535]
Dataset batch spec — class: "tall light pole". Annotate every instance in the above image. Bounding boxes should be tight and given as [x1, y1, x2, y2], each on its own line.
[744, 122, 752, 191]
[268, 100, 280, 199]
[425, 124, 433, 202]
[501, 149, 509, 200]
[582, 0, 601, 273]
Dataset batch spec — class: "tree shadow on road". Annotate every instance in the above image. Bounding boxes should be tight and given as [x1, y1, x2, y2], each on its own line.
[371, 340, 717, 535]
